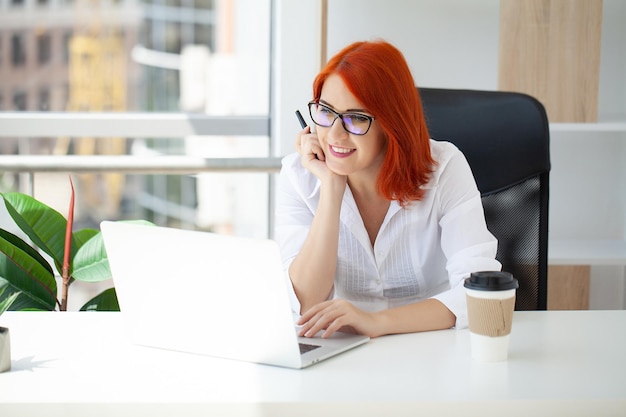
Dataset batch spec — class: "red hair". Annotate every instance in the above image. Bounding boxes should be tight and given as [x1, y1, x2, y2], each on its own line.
[312, 40, 435, 204]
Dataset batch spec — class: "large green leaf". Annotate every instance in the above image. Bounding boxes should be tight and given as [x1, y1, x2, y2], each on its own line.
[74, 228, 99, 249]
[0, 229, 54, 277]
[0, 281, 21, 315]
[72, 232, 111, 283]
[80, 287, 119, 311]
[1, 192, 76, 275]
[0, 232, 58, 310]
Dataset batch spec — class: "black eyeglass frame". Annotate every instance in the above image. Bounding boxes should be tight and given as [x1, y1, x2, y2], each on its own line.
[307, 101, 375, 136]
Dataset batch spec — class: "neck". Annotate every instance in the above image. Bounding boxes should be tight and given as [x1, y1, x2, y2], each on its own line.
[347, 172, 380, 200]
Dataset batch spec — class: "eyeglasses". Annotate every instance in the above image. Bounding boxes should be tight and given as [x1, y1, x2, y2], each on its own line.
[308, 101, 375, 136]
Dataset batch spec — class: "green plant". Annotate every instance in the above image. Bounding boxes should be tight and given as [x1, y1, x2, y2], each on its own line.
[0, 182, 120, 311]
[0, 284, 19, 316]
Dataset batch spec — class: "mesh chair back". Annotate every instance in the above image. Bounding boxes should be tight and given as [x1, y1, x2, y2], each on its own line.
[419, 88, 550, 310]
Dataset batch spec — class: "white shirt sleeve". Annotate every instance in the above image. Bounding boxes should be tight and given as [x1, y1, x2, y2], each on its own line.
[274, 153, 316, 315]
[429, 143, 501, 329]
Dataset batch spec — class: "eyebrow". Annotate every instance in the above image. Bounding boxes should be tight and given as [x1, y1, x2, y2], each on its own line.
[318, 99, 370, 115]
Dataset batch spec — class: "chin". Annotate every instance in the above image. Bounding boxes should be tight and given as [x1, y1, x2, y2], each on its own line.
[327, 161, 352, 177]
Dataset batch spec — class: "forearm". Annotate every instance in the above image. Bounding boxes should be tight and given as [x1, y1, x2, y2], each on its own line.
[373, 299, 456, 337]
[289, 184, 345, 313]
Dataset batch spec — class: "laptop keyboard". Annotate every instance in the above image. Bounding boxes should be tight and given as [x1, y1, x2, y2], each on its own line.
[299, 342, 321, 355]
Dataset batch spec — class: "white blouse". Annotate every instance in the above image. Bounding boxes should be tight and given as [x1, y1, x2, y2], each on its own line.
[274, 140, 501, 329]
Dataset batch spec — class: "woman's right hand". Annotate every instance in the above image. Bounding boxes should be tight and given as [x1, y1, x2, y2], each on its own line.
[295, 127, 346, 190]
[295, 126, 326, 173]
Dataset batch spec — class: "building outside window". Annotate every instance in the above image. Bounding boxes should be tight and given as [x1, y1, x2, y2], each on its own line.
[0, 0, 272, 238]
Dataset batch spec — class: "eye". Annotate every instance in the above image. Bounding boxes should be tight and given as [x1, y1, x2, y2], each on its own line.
[347, 114, 370, 124]
[318, 105, 334, 115]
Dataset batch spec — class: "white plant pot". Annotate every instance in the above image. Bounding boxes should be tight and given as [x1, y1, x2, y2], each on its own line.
[0, 326, 10, 373]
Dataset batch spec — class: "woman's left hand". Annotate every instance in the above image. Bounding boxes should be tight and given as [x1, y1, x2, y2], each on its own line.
[297, 299, 383, 339]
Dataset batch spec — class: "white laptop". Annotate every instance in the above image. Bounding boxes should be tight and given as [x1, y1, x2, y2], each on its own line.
[100, 220, 369, 369]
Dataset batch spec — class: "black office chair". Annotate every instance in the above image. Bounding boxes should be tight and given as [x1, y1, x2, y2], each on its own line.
[418, 88, 550, 310]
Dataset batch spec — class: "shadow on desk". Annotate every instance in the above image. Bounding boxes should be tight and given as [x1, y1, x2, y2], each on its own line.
[11, 355, 55, 372]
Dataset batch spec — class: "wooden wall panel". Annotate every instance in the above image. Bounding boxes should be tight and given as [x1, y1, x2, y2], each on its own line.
[548, 265, 591, 310]
[498, 0, 603, 122]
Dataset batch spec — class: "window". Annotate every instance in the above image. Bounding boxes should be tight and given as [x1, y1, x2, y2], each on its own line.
[13, 91, 27, 111]
[194, 23, 212, 47]
[38, 33, 52, 65]
[194, 0, 213, 9]
[4, 0, 272, 238]
[39, 88, 50, 111]
[63, 31, 72, 64]
[11, 33, 26, 66]
[164, 22, 182, 54]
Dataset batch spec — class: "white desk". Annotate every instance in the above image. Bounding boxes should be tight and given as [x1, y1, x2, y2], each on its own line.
[0, 311, 625, 417]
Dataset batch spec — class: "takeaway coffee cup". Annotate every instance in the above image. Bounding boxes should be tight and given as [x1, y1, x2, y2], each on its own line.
[464, 271, 519, 362]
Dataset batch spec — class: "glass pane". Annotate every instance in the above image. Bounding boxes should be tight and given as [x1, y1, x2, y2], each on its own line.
[0, 0, 270, 114]
[0, 0, 272, 239]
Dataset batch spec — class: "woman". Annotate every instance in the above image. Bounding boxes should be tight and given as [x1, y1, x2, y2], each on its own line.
[275, 40, 500, 339]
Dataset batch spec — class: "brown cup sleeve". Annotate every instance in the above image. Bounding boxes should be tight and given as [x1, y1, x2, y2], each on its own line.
[466, 295, 516, 337]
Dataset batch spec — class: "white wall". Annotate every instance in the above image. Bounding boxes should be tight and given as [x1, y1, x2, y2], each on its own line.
[327, 0, 500, 90]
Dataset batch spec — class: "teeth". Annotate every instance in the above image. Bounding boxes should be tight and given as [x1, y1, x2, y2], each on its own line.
[331, 146, 354, 154]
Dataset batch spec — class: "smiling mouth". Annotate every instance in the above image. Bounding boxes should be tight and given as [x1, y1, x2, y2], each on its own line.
[329, 145, 355, 155]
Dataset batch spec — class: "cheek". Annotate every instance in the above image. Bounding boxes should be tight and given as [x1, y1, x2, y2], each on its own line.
[316, 129, 329, 147]
[369, 132, 387, 156]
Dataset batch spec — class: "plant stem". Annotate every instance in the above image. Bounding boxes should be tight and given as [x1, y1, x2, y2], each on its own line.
[60, 176, 75, 311]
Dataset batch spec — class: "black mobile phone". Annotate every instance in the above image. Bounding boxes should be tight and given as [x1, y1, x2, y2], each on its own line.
[295, 110, 307, 128]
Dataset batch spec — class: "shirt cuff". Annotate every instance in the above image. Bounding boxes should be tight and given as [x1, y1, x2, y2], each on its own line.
[431, 283, 468, 329]
[284, 268, 302, 318]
